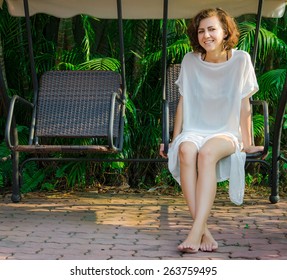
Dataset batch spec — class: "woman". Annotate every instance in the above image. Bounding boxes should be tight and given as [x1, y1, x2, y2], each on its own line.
[160, 8, 263, 253]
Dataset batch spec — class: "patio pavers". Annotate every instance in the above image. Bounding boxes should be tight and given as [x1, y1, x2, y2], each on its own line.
[0, 191, 286, 260]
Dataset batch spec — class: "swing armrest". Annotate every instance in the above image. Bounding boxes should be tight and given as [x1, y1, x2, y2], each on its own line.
[162, 99, 170, 154]
[247, 99, 269, 159]
[108, 91, 125, 151]
[5, 95, 34, 150]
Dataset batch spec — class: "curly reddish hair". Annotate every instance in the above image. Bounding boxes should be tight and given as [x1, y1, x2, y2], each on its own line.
[187, 8, 240, 54]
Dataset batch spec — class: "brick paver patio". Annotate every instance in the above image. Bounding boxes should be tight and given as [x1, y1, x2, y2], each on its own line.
[0, 190, 286, 260]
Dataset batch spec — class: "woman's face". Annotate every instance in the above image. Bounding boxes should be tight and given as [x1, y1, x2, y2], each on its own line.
[197, 15, 226, 53]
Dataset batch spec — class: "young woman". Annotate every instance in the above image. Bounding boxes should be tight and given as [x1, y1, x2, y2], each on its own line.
[160, 8, 263, 253]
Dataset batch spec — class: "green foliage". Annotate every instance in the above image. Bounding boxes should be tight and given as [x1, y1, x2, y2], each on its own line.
[257, 69, 287, 109]
[245, 172, 265, 188]
[56, 161, 87, 190]
[0, 124, 31, 191]
[217, 180, 229, 191]
[78, 57, 120, 71]
[284, 114, 287, 130]
[155, 166, 179, 187]
[22, 162, 46, 193]
[0, 142, 11, 190]
[238, 22, 287, 64]
[41, 182, 55, 192]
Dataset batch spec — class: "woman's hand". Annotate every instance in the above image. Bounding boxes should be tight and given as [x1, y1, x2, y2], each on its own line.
[159, 143, 168, 158]
[243, 145, 264, 154]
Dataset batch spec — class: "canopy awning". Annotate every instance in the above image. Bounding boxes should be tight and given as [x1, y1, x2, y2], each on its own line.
[0, 0, 286, 19]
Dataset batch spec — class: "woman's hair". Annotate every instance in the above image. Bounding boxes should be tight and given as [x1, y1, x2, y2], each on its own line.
[187, 8, 240, 53]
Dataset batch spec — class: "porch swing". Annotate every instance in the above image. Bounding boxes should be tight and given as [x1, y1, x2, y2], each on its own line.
[3, 0, 127, 202]
[1, 0, 286, 204]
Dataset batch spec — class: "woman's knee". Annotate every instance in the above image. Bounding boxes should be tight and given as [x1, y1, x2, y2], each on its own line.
[197, 146, 217, 167]
[179, 142, 198, 164]
[198, 137, 235, 167]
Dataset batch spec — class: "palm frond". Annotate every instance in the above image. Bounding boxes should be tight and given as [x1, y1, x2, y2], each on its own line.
[143, 38, 190, 65]
[22, 162, 46, 193]
[257, 68, 287, 106]
[252, 114, 265, 138]
[238, 22, 287, 63]
[81, 15, 99, 61]
[78, 57, 120, 71]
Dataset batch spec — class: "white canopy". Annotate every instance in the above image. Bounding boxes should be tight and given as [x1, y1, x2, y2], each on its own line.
[0, 0, 286, 19]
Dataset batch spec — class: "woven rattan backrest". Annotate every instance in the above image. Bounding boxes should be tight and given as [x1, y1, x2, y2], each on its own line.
[166, 64, 181, 132]
[35, 70, 122, 138]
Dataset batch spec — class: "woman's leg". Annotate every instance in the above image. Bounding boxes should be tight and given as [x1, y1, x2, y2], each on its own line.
[178, 141, 218, 252]
[178, 136, 236, 253]
[178, 142, 198, 217]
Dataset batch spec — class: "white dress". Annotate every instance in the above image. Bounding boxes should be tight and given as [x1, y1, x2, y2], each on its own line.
[168, 49, 259, 205]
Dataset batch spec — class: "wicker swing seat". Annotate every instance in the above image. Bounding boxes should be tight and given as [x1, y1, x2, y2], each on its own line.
[6, 70, 125, 154]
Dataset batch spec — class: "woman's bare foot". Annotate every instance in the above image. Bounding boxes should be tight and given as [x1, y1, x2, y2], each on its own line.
[177, 226, 203, 253]
[200, 227, 218, 252]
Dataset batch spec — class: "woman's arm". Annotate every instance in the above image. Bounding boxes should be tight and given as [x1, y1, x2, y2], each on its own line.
[240, 96, 263, 153]
[159, 95, 183, 158]
[172, 95, 183, 142]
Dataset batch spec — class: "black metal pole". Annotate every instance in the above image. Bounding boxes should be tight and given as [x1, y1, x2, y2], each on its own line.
[23, 0, 38, 94]
[252, 0, 264, 66]
[162, 0, 169, 154]
[270, 71, 287, 203]
[116, 0, 126, 152]
[23, 0, 38, 144]
[117, 0, 126, 99]
[0, 65, 9, 117]
[161, 0, 168, 101]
